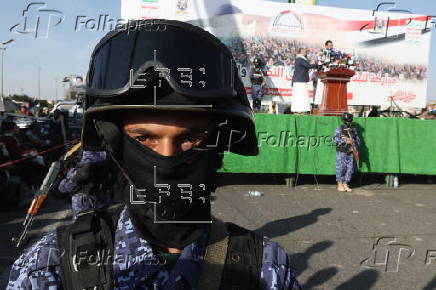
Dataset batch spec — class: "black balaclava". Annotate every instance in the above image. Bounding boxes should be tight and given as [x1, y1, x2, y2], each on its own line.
[342, 113, 353, 128]
[95, 119, 223, 249]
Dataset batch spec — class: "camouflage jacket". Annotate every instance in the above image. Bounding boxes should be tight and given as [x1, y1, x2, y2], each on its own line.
[8, 207, 301, 290]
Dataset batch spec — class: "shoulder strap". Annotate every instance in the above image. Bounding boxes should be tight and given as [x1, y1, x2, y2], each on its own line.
[196, 218, 264, 290]
[220, 223, 264, 290]
[57, 203, 124, 290]
[196, 217, 229, 290]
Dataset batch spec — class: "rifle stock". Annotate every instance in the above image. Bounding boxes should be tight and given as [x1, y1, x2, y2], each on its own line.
[344, 128, 360, 170]
[13, 160, 63, 247]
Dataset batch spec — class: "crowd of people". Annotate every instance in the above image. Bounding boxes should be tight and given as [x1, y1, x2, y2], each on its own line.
[227, 37, 427, 81]
[228, 37, 320, 69]
[417, 103, 436, 120]
[0, 109, 70, 209]
[225, 36, 430, 116]
[354, 53, 427, 81]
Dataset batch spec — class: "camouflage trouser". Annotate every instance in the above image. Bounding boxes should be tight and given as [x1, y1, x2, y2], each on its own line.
[252, 84, 263, 110]
[336, 152, 354, 184]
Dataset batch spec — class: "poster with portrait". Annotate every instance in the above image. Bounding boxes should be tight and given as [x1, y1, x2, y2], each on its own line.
[121, 0, 432, 109]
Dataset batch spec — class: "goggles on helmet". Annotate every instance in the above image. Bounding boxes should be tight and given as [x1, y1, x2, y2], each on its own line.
[86, 20, 236, 99]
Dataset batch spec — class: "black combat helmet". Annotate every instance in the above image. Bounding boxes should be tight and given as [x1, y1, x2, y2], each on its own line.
[341, 112, 353, 123]
[82, 19, 258, 156]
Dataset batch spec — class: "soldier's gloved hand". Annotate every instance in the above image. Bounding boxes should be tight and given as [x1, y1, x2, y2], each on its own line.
[75, 160, 112, 185]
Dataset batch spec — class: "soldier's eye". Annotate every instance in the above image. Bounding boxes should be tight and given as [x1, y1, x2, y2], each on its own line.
[135, 135, 149, 142]
[134, 135, 158, 144]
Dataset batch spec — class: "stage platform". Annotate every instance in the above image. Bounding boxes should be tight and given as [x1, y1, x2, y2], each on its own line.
[221, 114, 436, 175]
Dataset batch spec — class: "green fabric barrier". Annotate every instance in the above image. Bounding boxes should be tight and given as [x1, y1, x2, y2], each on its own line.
[220, 114, 436, 175]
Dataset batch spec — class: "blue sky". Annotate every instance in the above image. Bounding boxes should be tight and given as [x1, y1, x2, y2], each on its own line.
[0, 0, 435, 100]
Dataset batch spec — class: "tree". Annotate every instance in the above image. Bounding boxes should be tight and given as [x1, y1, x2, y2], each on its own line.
[6, 94, 34, 106]
[5, 95, 52, 109]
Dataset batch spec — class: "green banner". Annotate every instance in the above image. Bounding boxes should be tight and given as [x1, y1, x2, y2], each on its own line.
[221, 114, 436, 175]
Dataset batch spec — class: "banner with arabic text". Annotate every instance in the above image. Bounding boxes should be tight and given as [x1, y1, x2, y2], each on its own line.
[121, 0, 432, 109]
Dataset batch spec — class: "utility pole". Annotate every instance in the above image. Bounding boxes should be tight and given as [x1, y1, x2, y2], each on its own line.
[33, 64, 42, 100]
[37, 66, 41, 100]
[55, 77, 58, 100]
[1, 39, 14, 99]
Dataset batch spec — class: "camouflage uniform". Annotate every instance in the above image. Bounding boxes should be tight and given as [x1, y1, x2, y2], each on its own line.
[58, 151, 112, 220]
[252, 84, 263, 111]
[250, 66, 264, 111]
[333, 126, 361, 184]
[8, 207, 301, 290]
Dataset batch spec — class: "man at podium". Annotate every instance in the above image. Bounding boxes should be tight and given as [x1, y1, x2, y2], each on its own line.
[322, 40, 335, 56]
[314, 40, 336, 105]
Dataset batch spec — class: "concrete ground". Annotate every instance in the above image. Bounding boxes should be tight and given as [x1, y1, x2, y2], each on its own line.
[1, 174, 436, 289]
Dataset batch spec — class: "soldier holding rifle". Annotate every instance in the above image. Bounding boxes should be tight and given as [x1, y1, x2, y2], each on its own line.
[333, 113, 361, 192]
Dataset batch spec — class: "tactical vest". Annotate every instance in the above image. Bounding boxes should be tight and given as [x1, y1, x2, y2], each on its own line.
[56, 204, 263, 290]
[250, 68, 264, 85]
[336, 125, 356, 153]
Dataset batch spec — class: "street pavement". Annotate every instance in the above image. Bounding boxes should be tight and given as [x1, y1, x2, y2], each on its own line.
[1, 175, 436, 289]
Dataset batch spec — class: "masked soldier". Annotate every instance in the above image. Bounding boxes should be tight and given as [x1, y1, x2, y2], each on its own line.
[333, 113, 361, 192]
[7, 20, 301, 289]
[250, 58, 265, 112]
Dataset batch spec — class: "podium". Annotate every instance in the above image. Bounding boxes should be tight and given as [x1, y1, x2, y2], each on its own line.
[317, 68, 355, 116]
